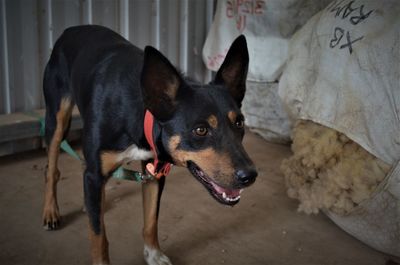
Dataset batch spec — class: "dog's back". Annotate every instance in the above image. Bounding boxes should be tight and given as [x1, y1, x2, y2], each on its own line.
[44, 25, 147, 150]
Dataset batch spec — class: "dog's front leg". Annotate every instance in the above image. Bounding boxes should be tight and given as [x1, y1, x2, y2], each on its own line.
[84, 169, 110, 265]
[142, 173, 172, 265]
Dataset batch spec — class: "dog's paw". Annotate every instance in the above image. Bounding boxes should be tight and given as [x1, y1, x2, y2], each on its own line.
[144, 245, 172, 265]
[42, 202, 61, 230]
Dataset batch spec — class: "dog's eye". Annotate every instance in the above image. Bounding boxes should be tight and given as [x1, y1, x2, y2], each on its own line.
[193, 126, 208, 137]
[235, 118, 244, 129]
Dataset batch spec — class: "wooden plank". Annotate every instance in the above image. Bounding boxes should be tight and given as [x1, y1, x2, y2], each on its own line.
[0, 138, 42, 157]
[0, 130, 82, 157]
[0, 107, 82, 156]
[0, 107, 82, 144]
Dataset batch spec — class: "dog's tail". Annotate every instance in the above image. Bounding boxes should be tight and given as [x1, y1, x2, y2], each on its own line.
[43, 41, 74, 147]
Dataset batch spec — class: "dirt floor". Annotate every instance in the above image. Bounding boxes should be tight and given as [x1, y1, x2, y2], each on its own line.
[0, 131, 398, 265]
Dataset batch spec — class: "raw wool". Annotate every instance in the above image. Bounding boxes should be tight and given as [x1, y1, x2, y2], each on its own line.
[281, 120, 391, 215]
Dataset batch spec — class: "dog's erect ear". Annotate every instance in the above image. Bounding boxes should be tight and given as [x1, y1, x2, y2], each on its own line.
[141, 46, 182, 121]
[214, 35, 249, 107]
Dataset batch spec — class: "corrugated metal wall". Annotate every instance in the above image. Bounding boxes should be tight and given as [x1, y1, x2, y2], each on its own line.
[0, 0, 214, 115]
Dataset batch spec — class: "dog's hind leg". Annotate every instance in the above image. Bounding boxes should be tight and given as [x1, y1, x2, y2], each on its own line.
[42, 97, 73, 230]
[142, 162, 172, 265]
[84, 169, 110, 265]
[42, 52, 74, 230]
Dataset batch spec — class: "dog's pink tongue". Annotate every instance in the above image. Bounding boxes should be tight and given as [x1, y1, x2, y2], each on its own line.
[211, 182, 241, 197]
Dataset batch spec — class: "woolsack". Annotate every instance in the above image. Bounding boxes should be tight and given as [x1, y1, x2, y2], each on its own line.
[279, 0, 400, 257]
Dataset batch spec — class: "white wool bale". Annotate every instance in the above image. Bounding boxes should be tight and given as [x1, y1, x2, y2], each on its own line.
[279, 0, 400, 257]
[242, 81, 291, 143]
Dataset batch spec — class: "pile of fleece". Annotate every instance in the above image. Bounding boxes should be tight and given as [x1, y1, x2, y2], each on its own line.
[281, 120, 391, 215]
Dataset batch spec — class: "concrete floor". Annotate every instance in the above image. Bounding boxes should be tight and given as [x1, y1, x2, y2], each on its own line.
[0, 132, 398, 265]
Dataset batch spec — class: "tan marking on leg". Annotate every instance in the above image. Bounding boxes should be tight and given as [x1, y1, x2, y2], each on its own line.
[142, 177, 161, 249]
[227, 111, 237, 124]
[168, 135, 235, 185]
[100, 152, 122, 176]
[141, 162, 172, 264]
[89, 185, 110, 265]
[43, 98, 73, 228]
[207, 114, 218, 129]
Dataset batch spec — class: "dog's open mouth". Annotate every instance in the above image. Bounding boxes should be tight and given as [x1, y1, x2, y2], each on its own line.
[187, 161, 242, 206]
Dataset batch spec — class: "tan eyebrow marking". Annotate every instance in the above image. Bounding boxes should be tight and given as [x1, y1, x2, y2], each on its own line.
[227, 111, 237, 124]
[207, 115, 218, 129]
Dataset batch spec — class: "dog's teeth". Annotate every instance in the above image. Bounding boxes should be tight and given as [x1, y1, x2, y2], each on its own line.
[230, 196, 240, 202]
[220, 191, 243, 202]
[223, 195, 240, 202]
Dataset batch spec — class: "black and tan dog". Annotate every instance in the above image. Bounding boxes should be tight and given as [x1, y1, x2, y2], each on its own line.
[42, 25, 257, 265]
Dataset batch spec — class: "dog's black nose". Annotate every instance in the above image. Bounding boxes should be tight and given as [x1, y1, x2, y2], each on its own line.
[235, 168, 257, 186]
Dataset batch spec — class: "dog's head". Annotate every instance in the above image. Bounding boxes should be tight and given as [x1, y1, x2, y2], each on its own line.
[141, 35, 257, 205]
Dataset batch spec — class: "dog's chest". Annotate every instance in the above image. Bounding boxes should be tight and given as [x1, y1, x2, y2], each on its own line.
[119, 144, 153, 163]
